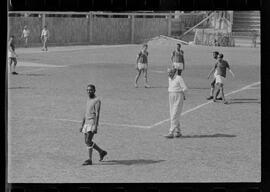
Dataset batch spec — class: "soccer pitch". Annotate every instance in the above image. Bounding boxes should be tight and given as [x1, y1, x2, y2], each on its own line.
[7, 40, 260, 183]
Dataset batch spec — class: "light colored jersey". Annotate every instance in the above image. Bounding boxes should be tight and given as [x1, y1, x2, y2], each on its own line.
[8, 40, 16, 58]
[22, 29, 30, 37]
[168, 75, 187, 93]
[84, 97, 101, 125]
[41, 29, 49, 38]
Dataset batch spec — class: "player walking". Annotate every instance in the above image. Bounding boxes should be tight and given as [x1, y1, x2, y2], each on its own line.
[80, 84, 107, 165]
[165, 67, 188, 138]
[134, 44, 151, 88]
[207, 54, 235, 104]
[41, 25, 49, 51]
[8, 35, 18, 75]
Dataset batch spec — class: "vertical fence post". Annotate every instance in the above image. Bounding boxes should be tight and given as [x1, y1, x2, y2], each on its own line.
[131, 14, 135, 44]
[42, 13, 46, 27]
[89, 12, 93, 44]
[167, 13, 172, 36]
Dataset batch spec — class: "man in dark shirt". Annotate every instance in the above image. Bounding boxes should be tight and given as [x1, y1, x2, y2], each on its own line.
[208, 54, 235, 104]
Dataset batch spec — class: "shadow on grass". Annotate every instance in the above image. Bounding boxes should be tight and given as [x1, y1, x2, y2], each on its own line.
[228, 98, 260, 104]
[179, 133, 236, 139]
[100, 159, 165, 166]
[19, 73, 49, 76]
[8, 86, 32, 89]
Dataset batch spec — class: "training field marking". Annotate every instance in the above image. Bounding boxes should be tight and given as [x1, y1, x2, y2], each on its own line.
[18, 62, 66, 68]
[9, 82, 260, 129]
[16, 44, 139, 55]
[150, 81, 261, 128]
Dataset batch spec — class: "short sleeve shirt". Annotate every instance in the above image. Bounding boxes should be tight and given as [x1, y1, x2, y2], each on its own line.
[214, 60, 230, 78]
[23, 29, 30, 37]
[137, 51, 148, 64]
[41, 29, 49, 38]
[172, 50, 184, 63]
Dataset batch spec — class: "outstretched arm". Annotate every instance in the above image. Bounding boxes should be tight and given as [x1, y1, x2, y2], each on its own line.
[228, 68, 235, 78]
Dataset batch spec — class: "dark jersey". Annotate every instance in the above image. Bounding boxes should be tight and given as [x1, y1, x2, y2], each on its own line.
[214, 60, 230, 78]
[172, 50, 184, 63]
[137, 51, 148, 64]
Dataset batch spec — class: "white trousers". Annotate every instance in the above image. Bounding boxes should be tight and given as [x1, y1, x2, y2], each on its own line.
[169, 92, 184, 134]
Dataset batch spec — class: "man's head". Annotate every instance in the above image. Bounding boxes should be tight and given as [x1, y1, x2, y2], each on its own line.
[213, 51, 219, 59]
[217, 53, 224, 61]
[168, 67, 177, 79]
[44, 25, 47, 29]
[24, 25, 27, 29]
[10, 35, 15, 42]
[87, 84, 96, 98]
[142, 44, 148, 51]
[177, 43, 181, 51]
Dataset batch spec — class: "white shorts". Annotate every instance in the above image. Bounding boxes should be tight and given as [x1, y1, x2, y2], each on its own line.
[215, 75, 225, 85]
[138, 63, 148, 70]
[8, 51, 16, 58]
[173, 62, 183, 70]
[82, 119, 95, 134]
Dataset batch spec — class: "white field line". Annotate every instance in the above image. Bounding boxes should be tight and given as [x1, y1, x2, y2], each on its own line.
[149, 81, 261, 128]
[16, 44, 139, 55]
[10, 116, 151, 129]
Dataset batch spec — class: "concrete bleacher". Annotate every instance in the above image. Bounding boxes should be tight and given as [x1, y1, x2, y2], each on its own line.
[232, 11, 260, 47]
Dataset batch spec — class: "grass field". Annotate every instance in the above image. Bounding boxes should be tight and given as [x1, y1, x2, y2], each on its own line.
[7, 38, 260, 183]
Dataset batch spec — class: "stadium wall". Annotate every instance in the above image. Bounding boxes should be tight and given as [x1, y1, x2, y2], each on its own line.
[8, 12, 208, 47]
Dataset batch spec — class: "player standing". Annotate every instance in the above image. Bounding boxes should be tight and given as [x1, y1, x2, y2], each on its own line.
[134, 44, 151, 88]
[80, 84, 107, 165]
[8, 35, 18, 75]
[171, 43, 185, 76]
[208, 54, 235, 104]
[41, 25, 49, 51]
[21, 25, 30, 47]
[165, 68, 188, 138]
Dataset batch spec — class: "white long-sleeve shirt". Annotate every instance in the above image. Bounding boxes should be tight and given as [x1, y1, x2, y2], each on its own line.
[168, 75, 188, 93]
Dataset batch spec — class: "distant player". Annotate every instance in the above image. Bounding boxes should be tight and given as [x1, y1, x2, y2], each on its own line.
[171, 43, 186, 100]
[134, 44, 151, 88]
[41, 25, 49, 51]
[80, 84, 107, 165]
[208, 54, 235, 104]
[171, 43, 185, 76]
[8, 35, 18, 75]
[165, 67, 188, 138]
[207, 51, 222, 100]
[21, 25, 30, 47]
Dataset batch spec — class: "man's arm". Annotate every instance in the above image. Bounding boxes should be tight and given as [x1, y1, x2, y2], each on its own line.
[80, 117, 85, 132]
[227, 63, 235, 78]
[182, 55, 185, 71]
[93, 100, 101, 133]
[207, 67, 215, 79]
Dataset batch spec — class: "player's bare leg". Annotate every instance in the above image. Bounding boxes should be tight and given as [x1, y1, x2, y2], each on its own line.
[220, 85, 228, 104]
[144, 69, 150, 88]
[134, 70, 141, 88]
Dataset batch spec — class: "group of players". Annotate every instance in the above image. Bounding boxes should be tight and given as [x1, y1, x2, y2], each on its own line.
[8, 25, 50, 75]
[79, 43, 235, 165]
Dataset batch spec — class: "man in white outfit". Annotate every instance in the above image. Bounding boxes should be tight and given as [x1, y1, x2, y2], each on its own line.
[41, 25, 49, 51]
[165, 68, 188, 138]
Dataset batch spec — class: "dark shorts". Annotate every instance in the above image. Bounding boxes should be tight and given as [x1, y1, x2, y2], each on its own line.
[9, 57, 17, 64]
